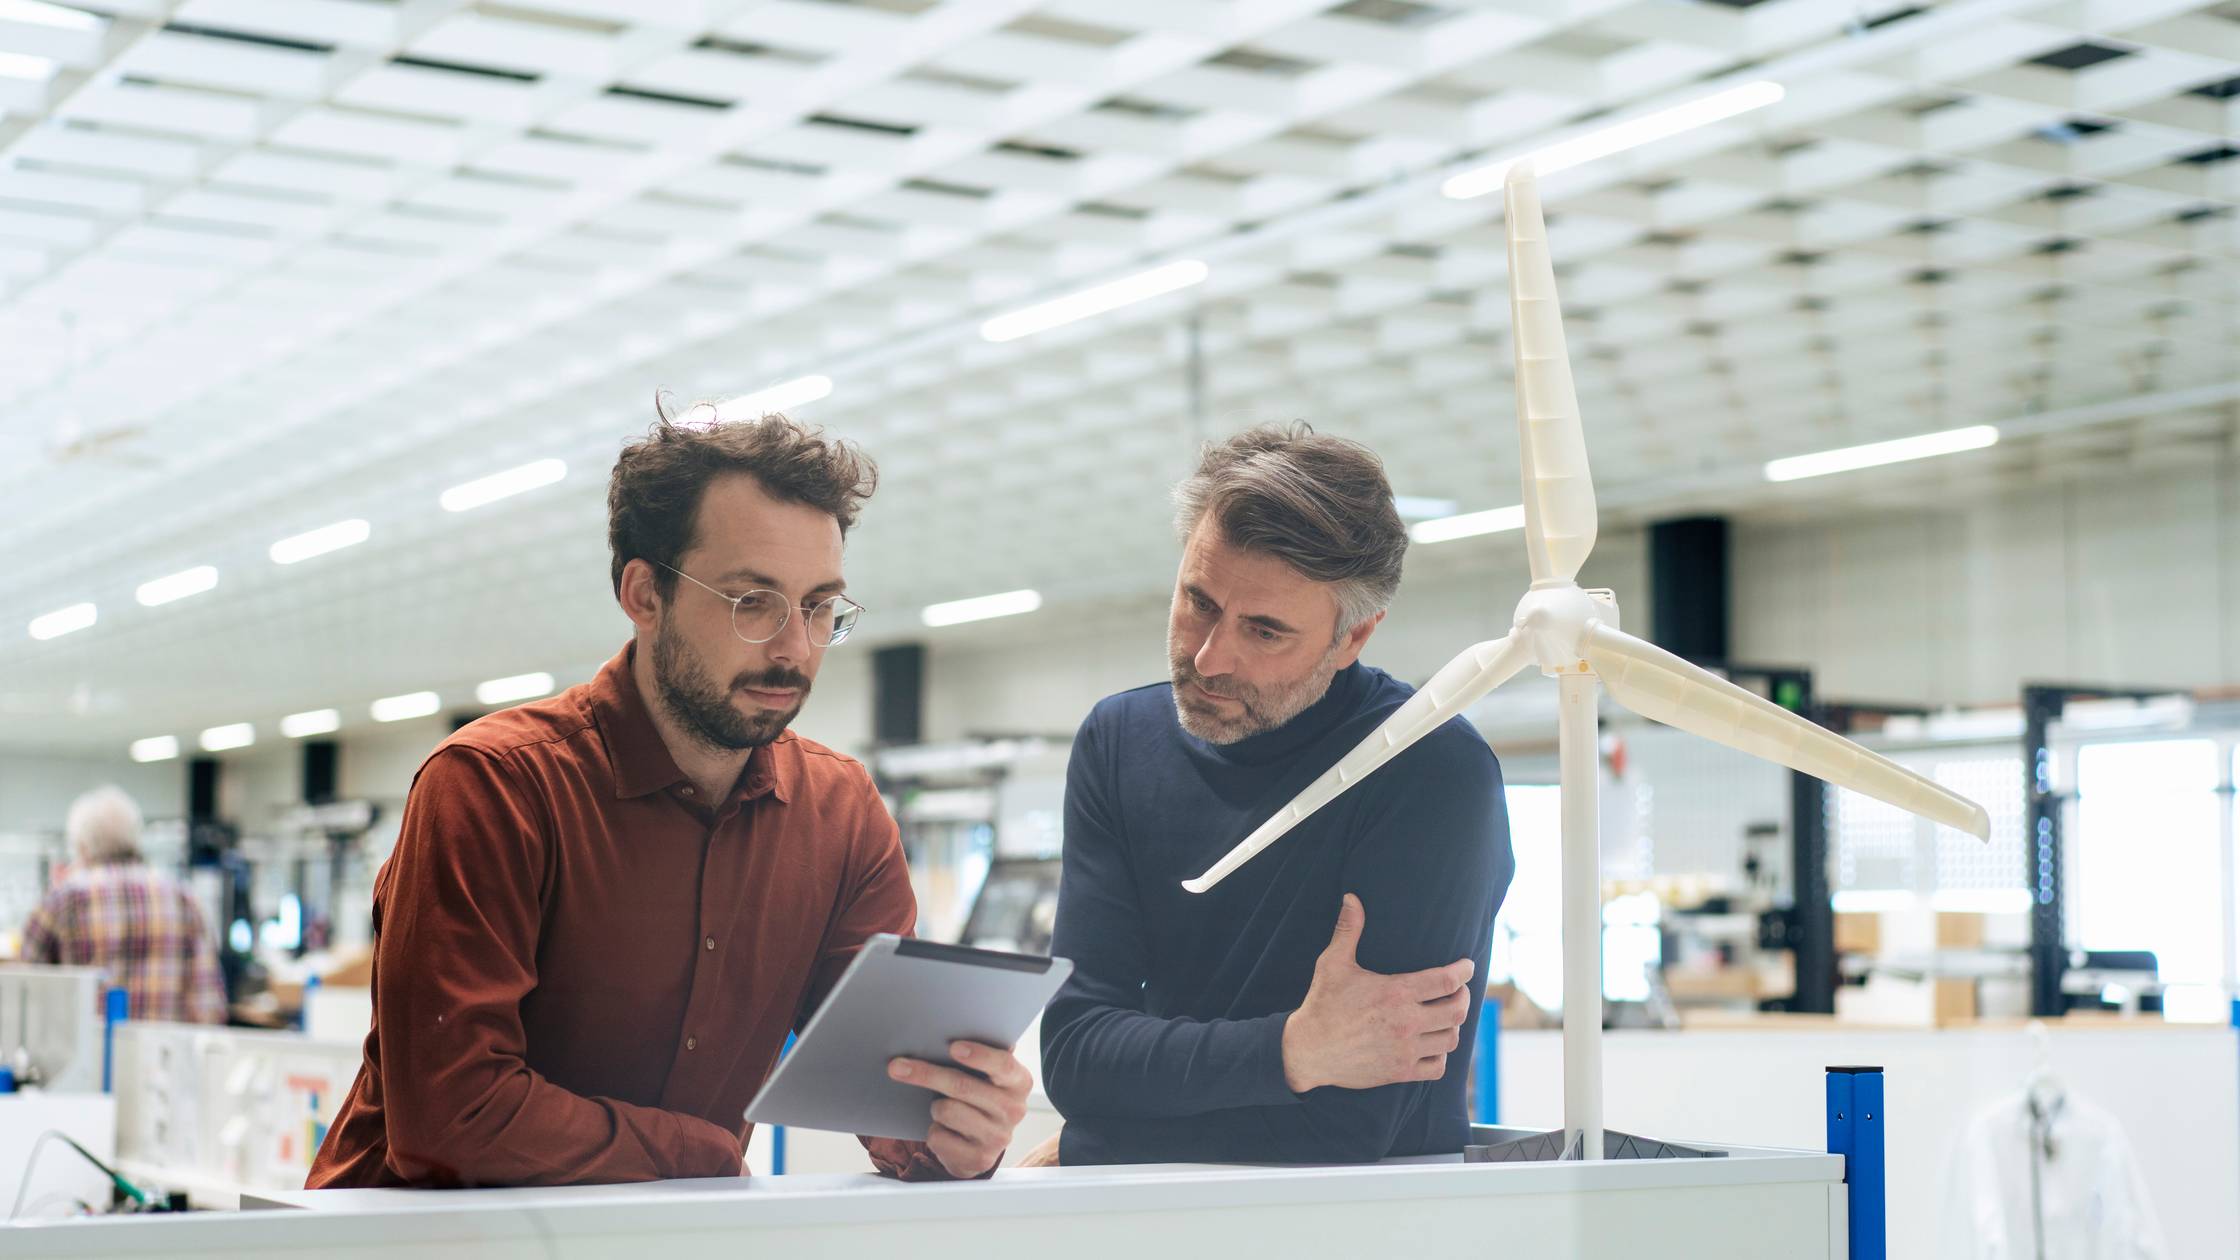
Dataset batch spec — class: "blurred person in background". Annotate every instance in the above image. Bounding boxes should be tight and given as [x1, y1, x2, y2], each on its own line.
[19, 785, 227, 1024]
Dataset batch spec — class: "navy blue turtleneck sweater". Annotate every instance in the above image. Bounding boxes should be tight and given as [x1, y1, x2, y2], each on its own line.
[1041, 662, 1512, 1166]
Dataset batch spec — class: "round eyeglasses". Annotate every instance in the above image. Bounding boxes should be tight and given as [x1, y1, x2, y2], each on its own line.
[659, 563, 865, 647]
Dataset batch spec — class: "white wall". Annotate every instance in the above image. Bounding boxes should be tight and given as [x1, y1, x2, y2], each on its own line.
[0, 753, 186, 833]
[1733, 463, 2239, 706]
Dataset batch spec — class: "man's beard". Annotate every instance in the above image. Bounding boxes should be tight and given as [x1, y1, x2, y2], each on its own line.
[651, 615, 810, 753]
[1168, 631, 1344, 746]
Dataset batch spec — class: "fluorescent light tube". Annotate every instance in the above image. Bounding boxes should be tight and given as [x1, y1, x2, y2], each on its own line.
[1444, 81, 1786, 200]
[441, 459, 566, 512]
[476, 672, 554, 705]
[270, 519, 369, 565]
[1763, 425, 1997, 482]
[28, 602, 95, 640]
[981, 261, 1208, 343]
[1393, 496, 1460, 521]
[199, 722, 255, 752]
[0, 51, 58, 81]
[715, 375, 833, 423]
[1410, 505, 1526, 544]
[136, 565, 218, 607]
[0, 2, 103, 30]
[371, 691, 441, 722]
[129, 736, 180, 763]
[281, 708, 341, 738]
[922, 589, 1043, 627]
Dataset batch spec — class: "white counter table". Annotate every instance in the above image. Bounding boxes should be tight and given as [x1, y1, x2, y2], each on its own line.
[6, 1133, 1849, 1259]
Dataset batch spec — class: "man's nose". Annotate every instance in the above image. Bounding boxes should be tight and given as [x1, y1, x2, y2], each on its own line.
[766, 605, 813, 665]
[1194, 622, 1236, 679]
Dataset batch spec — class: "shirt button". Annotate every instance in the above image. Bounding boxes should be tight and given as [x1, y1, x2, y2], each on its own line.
[686, 1036, 698, 1051]
[704, 936, 715, 951]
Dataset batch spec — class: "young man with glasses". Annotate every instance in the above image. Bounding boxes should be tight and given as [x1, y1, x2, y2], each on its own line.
[309, 405, 1031, 1189]
[1035, 423, 1513, 1166]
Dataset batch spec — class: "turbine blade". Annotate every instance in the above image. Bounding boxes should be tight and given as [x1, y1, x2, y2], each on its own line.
[1583, 624, 1991, 840]
[1183, 635, 1534, 893]
[1505, 163, 1597, 585]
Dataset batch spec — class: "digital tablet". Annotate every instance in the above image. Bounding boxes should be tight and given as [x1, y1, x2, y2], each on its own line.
[743, 934, 1073, 1141]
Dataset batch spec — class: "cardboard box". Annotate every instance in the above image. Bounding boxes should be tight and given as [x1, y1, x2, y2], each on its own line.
[1936, 912, 1986, 950]
[1932, 977, 1977, 1024]
[1835, 973, 1979, 1026]
[1835, 911, 1881, 954]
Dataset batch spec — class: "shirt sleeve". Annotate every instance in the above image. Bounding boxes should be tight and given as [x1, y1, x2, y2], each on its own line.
[797, 765, 977, 1182]
[1046, 714, 1514, 1164]
[20, 891, 63, 963]
[372, 746, 746, 1187]
[1039, 707, 1300, 1122]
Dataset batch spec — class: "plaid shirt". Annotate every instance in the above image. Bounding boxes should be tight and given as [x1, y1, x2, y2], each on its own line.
[20, 861, 227, 1024]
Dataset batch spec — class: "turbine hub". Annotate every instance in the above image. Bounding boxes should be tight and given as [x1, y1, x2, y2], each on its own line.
[1513, 583, 1621, 677]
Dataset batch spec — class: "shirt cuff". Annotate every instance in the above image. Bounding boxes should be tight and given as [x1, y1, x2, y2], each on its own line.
[865, 1137, 1001, 1181]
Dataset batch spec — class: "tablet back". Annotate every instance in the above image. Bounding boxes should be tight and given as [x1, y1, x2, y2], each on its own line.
[744, 935, 1072, 1141]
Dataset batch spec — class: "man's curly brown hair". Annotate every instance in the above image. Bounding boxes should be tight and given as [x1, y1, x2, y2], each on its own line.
[607, 398, 878, 599]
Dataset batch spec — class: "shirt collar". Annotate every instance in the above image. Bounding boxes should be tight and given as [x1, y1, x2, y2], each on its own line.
[590, 641, 794, 806]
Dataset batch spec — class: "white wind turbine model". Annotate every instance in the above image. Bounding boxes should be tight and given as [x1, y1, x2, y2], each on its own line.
[1184, 163, 1991, 1161]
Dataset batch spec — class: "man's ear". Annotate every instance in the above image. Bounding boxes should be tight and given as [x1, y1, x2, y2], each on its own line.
[619, 558, 664, 633]
[1333, 608, 1383, 670]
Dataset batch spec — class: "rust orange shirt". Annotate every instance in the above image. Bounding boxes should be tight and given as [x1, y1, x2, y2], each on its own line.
[308, 642, 947, 1187]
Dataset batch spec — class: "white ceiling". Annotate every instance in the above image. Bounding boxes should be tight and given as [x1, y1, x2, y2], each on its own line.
[0, 0, 2234, 755]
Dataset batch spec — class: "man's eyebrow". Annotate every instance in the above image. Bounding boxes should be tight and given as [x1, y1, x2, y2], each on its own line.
[1186, 584, 1296, 635]
[717, 569, 847, 598]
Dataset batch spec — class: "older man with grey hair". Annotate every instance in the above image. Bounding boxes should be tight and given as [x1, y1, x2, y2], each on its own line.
[20, 786, 226, 1024]
[1037, 422, 1514, 1166]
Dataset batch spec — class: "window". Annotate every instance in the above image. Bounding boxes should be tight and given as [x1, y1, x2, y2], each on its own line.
[1489, 784, 1562, 1015]
[1830, 748, 2026, 909]
[2071, 739, 2222, 985]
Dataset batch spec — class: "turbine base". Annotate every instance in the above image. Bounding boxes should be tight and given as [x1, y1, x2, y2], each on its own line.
[1464, 1128, 1729, 1163]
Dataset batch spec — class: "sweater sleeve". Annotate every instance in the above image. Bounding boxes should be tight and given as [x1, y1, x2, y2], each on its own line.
[1044, 711, 1514, 1164]
[1039, 706, 1301, 1121]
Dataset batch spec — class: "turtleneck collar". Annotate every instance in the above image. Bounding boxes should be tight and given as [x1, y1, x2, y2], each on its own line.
[1178, 661, 1371, 767]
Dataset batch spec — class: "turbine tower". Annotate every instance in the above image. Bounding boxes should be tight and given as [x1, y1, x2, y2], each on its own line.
[1184, 163, 1990, 1161]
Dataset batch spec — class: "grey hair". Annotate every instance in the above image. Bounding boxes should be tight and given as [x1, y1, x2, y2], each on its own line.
[66, 785, 144, 865]
[1172, 422, 1407, 636]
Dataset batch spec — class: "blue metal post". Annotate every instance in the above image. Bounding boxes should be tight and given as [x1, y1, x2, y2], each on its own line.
[771, 1031, 796, 1175]
[1827, 1066, 1886, 1260]
[1473, 997, 1502, 1126]
[102, 986, 128, 1094]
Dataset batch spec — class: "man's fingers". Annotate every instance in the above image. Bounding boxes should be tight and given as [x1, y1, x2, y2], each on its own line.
[949, 1041, 1029, 1092]
[925, 1123, 997, 1179]
[1416, 1025, 1463, 1054]
[891, 1058, 1025, 1125]
[1402, 956, 1476, 1002]
[1415, 986, 1471, 1029]
[931, 1098, 1011, 1150]
[1413, 1054, 1449, 1082]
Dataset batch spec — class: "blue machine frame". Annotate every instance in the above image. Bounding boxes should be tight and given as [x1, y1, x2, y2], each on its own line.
[1826, 1065, 1886, 1260]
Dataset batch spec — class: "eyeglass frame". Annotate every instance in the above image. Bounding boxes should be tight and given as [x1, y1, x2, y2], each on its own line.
[655, 562, 867, 647]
